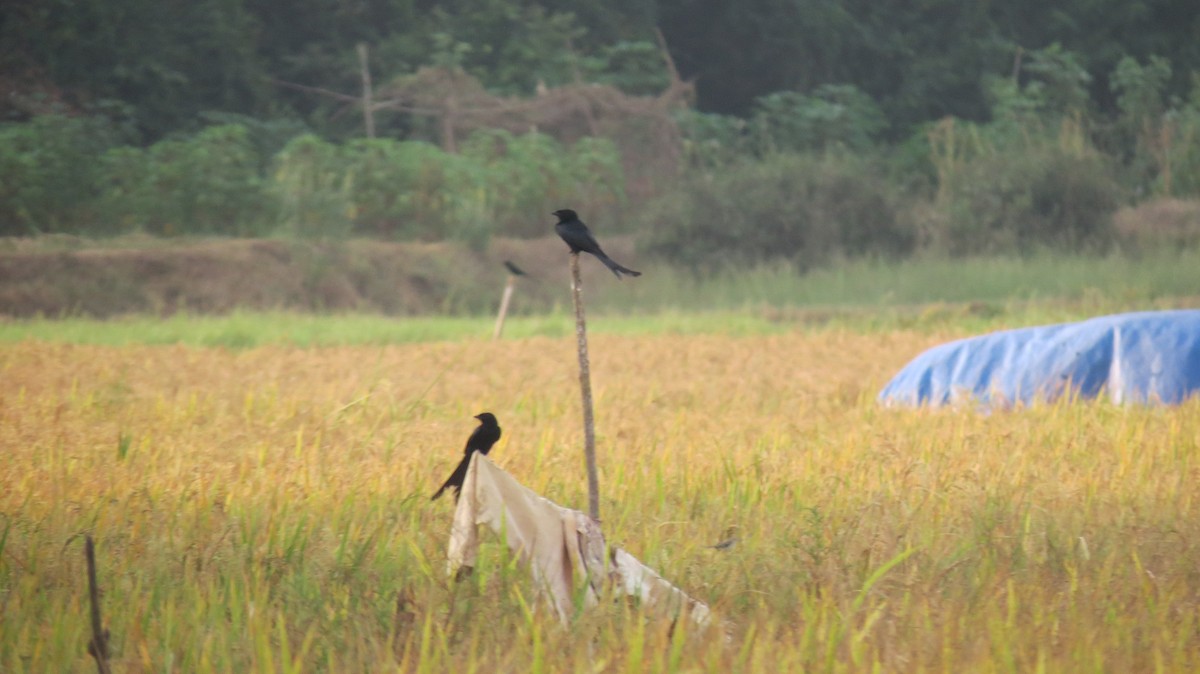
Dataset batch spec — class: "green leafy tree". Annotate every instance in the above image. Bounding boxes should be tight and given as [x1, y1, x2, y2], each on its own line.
[586, 41, 671, 95]
[101, 124, 273, 236]
[0, 115, 114, 234]
[1022, 43, 1093, 117]
[424, 0, 586, 95]
[272, 134, 354, 239]
[1, 0, 268, 139]
[1112, 55, 1172, 129]
[674, 110, 751, 168]
[1110, 55, 1176, 194]
[751, 84, 886, 154]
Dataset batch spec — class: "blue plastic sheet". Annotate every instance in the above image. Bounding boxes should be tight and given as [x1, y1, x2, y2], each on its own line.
[878, 310, 1200, 407]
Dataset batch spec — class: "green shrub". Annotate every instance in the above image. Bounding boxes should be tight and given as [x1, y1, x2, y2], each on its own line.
[0, 115, 114, 235]
[197, 112, 310, 171]
[638, 153, 915, 272]
[343, 136, 495, 245]
[275, 131, 623, 245]
[1117, 70, 1200, 199]
[675, 109, 751, 169]
[461, 130, 625, 237]
[272, 134, 353, 239]
[931, 146, 1122, 255]
[1167, 107, 1200, 197]
[344, 138, 472, 240]
[751, 85, 887, 154]
[561, 136, 627, 225]
[674, 86, 887, 169]
[461, 130, 558, 238]
[100, 124, 273, 236]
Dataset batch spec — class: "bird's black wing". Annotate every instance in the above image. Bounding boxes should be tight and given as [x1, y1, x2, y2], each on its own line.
[557, 218, 640, 278]
[577, 225, 605, 256]
[555, 220, 599, 255]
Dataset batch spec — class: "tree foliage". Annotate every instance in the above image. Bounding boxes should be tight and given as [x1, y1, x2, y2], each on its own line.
[640, 153, 916, 272]
[3, 0, 1200, 266]
[4, 0, 1199, 140]
[0, 115, 114, 235]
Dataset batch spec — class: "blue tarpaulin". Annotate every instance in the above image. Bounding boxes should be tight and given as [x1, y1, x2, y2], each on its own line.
[879, 310, 1200, 407]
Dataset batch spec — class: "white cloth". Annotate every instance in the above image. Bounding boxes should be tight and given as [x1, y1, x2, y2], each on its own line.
[447, 454, 712, 628]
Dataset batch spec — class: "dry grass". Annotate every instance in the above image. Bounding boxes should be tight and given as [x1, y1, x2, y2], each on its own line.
[2, 330, 1199, 672]
[1113, 198, 1200, 250]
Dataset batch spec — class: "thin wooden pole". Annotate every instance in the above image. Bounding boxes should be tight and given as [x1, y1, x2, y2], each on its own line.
[357, 43, 376, 138]
[492, 275, 517, 340]
[85, 535, 111, 674]
[570, 253, 600, 521]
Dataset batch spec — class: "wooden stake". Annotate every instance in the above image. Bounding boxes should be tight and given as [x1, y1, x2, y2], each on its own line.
[85, 535, 111, 674]
[570, 254, 600, 521]
[492, 275, 517, 340]
[655, 27, 683, 88]
[357, 43, 376, 138]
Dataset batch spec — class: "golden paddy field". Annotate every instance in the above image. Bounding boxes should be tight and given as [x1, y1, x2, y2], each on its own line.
[2, 329, 1198, 672]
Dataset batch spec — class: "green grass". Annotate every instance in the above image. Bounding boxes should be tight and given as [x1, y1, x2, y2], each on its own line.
[1, 299, 1193, 349]
[1, 249, 1196, 347]
[0, 310, 799, 347]
[589, 248, 1200, 312]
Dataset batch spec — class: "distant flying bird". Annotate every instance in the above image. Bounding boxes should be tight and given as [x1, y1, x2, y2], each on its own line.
[503, 260, 527, 276]
[431, 412, 502, 502]
[552, 209, 641, 279]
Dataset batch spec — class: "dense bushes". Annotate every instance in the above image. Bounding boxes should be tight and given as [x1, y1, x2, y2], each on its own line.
[0, 117, 282, 237]
[4, 39, 1200, 274]
[102, 125, 274, 237]
[931, 146, 1122, 255]
[640, 153, 916, 272]
[0, 116, 114, 235]
[640, 47, 1200, 271]
[269, 130, 624, 244]
[675, 84, 888, 167]
[641, 140, 1126, 270]
[0, 121, 624, 245]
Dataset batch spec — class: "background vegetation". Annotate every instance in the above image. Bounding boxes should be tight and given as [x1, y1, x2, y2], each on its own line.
[3, 0, 1200, 271]
[4, 5, 1198, 670]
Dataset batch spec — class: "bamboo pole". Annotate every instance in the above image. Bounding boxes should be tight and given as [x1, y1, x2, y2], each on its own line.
[569, 253, 600, 521]
[492, 275, 517, 340]
[357, 43, 375, 138]
[85, 536, 111, 674]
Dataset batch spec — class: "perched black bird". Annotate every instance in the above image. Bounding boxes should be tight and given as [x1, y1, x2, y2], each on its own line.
[552, 209, 641, 279]
[503, 260, 527, 276]
[431, 412, 502, 502]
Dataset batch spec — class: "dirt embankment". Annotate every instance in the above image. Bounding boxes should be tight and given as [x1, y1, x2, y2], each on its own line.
[0, 236, 641, 318]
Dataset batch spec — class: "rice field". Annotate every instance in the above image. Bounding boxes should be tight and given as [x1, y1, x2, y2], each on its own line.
[2, 324, 1199, 672]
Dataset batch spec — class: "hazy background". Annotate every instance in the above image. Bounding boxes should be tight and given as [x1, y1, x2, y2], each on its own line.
[2, 0, 1199, 314]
